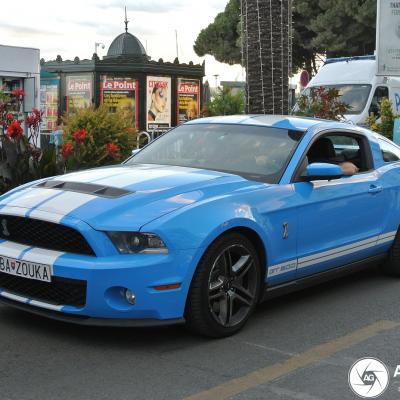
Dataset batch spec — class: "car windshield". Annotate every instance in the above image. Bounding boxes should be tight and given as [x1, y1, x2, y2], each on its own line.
[126, 124, 303, 183]
[301, 84, 371, 114]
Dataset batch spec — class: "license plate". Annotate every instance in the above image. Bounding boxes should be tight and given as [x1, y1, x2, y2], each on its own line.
[0, 255, 52, 282]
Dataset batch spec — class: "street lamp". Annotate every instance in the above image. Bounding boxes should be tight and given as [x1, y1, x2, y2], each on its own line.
[94, 42, 105, 54]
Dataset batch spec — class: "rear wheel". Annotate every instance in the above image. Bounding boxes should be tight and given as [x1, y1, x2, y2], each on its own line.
[185, 233, 261, 337]
[382, 229, 400, 276]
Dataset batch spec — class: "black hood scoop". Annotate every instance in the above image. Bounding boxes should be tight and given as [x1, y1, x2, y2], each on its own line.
[35, 180, 132, 198]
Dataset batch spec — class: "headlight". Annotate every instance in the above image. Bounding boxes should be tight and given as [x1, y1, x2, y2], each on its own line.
[107, 232, 168, 254]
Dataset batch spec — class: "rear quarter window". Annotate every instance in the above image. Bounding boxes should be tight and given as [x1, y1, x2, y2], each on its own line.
[378, 139, 400, 163]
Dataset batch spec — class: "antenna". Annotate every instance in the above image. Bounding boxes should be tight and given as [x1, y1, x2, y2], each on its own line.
[124, 6, 129, 32]
[175, 30, 179, 59]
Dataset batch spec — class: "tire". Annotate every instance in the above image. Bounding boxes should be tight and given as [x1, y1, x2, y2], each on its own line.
[382, 229, 400, 276]
[185, 232, 262, 338]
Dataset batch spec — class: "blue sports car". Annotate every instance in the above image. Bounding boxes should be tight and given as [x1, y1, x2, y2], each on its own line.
[0, 115, 399, 337]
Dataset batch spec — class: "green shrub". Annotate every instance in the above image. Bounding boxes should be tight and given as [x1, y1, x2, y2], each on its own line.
[207, 87, 245, 116]
[366, 98, 397, 140]
[62, 106, 137, 171]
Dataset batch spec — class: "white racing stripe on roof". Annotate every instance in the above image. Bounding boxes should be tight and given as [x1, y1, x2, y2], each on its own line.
[0, 241, 31, 259]
[28, 191, 96, 223]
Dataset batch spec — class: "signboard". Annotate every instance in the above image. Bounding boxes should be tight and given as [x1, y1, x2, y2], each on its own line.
[40, 79, 59, 131]
[146, 76, 171, 132]
[377, 0, 400, 75]
[66, 74, 92, 112]
[177, 78, 200, 124]
[393, 118, 400, 144]
[100, 76, 138, 128]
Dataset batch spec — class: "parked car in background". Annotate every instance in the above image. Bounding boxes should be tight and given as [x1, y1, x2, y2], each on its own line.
[0, 115, 399, 337]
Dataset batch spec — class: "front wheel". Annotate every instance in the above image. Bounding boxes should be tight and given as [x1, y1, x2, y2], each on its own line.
[185, 233, 262, 337]
[382, 229, 400, 276]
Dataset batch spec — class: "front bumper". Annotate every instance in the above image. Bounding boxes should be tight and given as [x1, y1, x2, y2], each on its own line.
[0, 240, 199, 324]
[0, 296, 185, 327]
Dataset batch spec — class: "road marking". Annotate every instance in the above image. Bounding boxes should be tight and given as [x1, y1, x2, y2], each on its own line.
[184, 320, 399, 400]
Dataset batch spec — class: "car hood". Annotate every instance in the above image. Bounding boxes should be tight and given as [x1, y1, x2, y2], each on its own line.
[0, 164, 262, 231]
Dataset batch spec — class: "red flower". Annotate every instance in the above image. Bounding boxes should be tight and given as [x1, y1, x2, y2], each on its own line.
[26, 108, 43, 128]
[106, 143, 120, 159]
[6, 120, 23, 139]
[6, 113, 13, 122]
[72, 128, 88, 143]
[62, 143, 73, 158]
[11, 89, 25, 97]
[26, 115, 34, 127]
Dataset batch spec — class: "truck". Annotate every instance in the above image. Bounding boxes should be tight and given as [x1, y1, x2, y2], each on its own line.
[301, 55, 400, 126]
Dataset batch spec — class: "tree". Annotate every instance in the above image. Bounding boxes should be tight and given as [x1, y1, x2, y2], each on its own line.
[242, 0, 291, 114]
[194, 0, 377, 75]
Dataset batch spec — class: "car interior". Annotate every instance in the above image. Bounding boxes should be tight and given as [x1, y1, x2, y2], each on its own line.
[294, 133, 371, 181]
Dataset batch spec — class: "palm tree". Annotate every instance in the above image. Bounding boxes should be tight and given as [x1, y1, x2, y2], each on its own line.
[242, 0, 292, 114]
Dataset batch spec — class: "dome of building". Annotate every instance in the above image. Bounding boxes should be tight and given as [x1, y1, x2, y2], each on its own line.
[106, 31, 147, 58]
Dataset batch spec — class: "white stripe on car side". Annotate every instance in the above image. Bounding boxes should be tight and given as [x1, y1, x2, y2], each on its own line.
[297, 235, 379, 265]
[267, 231, 397, 278]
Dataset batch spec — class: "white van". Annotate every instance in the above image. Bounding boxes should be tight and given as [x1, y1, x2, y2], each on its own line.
[302, 55, 400, 125]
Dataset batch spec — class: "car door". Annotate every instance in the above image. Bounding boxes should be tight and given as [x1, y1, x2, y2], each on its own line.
[293, 131, 386, 279]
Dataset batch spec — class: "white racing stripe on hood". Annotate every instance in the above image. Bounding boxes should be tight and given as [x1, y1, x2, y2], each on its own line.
[0, 242, 31, 258]
[28, 191, 96, 223]
[0, 188, 60, 209]
[60, 167, 128, 183]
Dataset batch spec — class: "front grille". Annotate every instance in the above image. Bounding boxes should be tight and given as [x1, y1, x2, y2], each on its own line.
[0, 215, 95, 256]
[0, 272, 86, 307]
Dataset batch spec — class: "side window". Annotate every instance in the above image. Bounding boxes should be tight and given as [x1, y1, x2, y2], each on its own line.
[306, 134, 370, 172]
[379, 139, 400, 163]
[369, 86, 389, 116]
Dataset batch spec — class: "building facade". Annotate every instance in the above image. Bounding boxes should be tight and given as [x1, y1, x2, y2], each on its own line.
[40, 27, 205, 133]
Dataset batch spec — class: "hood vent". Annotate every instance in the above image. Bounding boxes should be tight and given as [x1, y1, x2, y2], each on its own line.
[35, 180, 132, 198]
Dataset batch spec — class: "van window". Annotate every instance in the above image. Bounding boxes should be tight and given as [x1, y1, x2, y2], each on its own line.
[369, 86, 389, 116]
[379, 139, 400, 162]
[301, 85, 371, 115]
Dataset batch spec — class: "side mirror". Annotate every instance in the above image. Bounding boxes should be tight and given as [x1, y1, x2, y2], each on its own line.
[301, 162, 343, 182]
[131, 149, 140, 156]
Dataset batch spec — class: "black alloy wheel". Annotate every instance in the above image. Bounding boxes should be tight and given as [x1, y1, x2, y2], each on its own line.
[186, 232, 261, 337]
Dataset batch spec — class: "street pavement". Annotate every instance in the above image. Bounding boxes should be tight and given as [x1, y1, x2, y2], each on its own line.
[1, 266, 400, 400]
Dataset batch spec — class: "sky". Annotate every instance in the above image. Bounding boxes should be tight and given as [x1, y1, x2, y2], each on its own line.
[0, 0, 244, 86]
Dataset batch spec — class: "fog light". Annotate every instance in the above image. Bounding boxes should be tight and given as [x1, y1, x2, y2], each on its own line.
[125, 289, 136, 305]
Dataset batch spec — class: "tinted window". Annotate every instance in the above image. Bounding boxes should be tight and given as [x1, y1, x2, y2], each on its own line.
[127, 124, 303, 183]
[379, 139, 400, 162]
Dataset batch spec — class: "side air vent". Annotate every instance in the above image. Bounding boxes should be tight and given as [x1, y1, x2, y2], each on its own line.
[36, 180, 132, 198]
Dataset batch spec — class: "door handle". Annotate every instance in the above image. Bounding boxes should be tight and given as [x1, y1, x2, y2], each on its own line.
[368, 185, 383, 194]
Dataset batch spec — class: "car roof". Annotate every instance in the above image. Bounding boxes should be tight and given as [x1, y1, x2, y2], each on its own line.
[186, 115, 342, 132]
